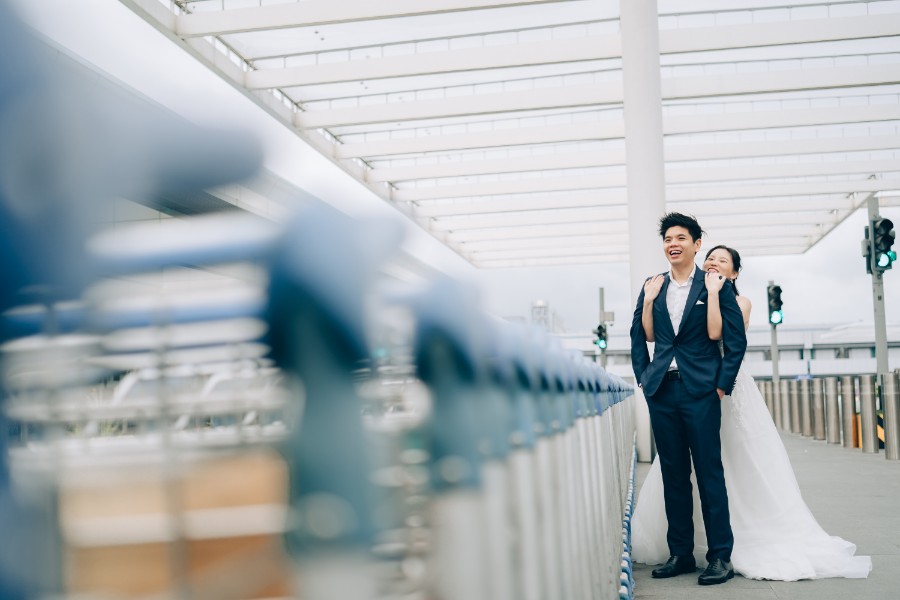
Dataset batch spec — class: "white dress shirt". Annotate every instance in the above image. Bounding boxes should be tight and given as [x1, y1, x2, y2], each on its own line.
[666, 268, 695, 370]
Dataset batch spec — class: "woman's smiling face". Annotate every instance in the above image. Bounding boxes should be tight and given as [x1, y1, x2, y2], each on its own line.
[703, 247, 736, 280]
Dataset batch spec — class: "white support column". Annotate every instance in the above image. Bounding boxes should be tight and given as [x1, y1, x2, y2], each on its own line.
[621, 0, 666, 462]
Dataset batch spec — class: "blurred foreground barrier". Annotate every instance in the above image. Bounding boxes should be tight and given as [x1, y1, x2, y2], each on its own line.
[3, 213, 294, 599]
[2, 197, 637, 600]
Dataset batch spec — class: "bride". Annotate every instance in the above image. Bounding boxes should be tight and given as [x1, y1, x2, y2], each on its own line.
[631, 244, 872, 581]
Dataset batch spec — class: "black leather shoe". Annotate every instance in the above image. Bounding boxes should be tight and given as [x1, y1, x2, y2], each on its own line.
[698, 558, 734, 585]
[651, 555, 697, 578]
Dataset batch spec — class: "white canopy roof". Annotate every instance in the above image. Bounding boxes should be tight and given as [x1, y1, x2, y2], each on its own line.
[122, 0, 900, 267]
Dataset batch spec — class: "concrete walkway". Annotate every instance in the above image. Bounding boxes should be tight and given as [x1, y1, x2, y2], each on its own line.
[632, 431, 900, 600]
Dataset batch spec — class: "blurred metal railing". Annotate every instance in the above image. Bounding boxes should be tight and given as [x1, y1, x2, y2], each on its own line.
[0, 198, 641, 600]
[1, 210, 638, 599]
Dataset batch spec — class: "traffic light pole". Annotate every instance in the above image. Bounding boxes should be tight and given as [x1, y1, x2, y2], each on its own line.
[768, 279, 782, 429]
[867, 194, 890, 382]
[597, 287, 607, 368]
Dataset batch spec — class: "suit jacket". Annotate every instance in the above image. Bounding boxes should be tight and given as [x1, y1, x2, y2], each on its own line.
[630, 266, 747, 399]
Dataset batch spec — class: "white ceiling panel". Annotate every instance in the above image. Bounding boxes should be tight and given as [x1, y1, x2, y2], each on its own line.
[122, 0, 900, 267]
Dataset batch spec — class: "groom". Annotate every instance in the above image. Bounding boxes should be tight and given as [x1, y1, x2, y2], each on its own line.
[630, 213, 747, 585]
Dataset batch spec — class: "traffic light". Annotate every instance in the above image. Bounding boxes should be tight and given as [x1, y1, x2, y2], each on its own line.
[593, 323, 608, 349]
[872, 217, 896, 272]
[767, 284, 783, 326]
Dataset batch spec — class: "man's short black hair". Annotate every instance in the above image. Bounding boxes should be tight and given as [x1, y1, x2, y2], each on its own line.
[659, 212, 703, 241]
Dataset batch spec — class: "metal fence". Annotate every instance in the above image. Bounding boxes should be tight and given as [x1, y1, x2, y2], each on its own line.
[0, 207, 637, 600]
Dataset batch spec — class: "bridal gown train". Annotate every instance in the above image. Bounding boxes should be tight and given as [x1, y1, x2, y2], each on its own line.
[631, 367, 872, 581]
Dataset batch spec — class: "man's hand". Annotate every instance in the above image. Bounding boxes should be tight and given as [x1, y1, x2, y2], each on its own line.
[717, 388, 725, 399]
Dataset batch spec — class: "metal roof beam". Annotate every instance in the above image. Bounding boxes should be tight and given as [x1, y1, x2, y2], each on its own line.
[665, 104, 900, 135]
[394, 174, 623, 202]
[295, 84, 621, 128]
[660, 13, 900, 54]
[666, 135, 900, 163]
[669, 178, 892, 203]
[414, 189, 868, 218]
[391, 136, 900, 202]
[668, 160, 900, 185]
[245, 14, 898, 89]
[299, 64, 899, 128]
[246, 36, 621, 89]
[175, 0, 577, 37]
[659, 0, 847, 16]
[472, 254, 628, 268]
[370, 151, 624, 182]
[446, 221, 625, 241]
[442, 218, 826, 243]
[416, 180, 888, 223]
[466, 235, 814, 261]
[414, 190, 624, 217]
[456, 223, 823, 252]
[337, 120, 624, 158]
[662, 64, 900, 101]
[338, 104, 900, 158]
[366, 151, 900, 187]
[430, 208, 838, 231]
[459, 233, 627, 251]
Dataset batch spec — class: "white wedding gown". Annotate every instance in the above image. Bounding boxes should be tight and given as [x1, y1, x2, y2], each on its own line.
[631, 367, 872, 580]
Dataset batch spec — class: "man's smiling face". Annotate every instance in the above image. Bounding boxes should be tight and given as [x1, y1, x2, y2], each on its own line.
[663, 225, 701, 269]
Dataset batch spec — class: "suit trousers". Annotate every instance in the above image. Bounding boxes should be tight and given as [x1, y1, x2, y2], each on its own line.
[647, 375, 734, 562]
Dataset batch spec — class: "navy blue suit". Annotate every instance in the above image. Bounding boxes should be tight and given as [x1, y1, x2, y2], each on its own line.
[630, 266, 747, 562]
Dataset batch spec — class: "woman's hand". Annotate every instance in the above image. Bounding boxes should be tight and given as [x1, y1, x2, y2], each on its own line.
[705, 271, 726, 294]
[643, 274, 665, 303]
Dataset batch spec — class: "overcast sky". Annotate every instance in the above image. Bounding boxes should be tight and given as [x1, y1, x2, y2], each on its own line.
[14, 1, 900, 339]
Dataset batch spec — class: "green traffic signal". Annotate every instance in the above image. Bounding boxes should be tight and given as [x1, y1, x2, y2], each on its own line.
[876, 249, 897, 269]
[593, 323, 608, 350]
[872, 217, 896, 272]
[767, 283, 783, 327]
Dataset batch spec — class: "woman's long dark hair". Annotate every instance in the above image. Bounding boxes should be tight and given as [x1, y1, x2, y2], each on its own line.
[705, 244, 742, 296]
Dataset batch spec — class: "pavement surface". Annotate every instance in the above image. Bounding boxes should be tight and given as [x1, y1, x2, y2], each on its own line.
[632, 431, 900, 600]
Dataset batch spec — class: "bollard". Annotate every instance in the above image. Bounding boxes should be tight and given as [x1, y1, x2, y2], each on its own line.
[840, 375, 857, 449]
[799, 379, 813, 437]
[859, 375, 879, 454]
[883, 371, 900, 460]
[789, 380, 801, 434]
[779, 379, 790, 431]
[763, 380, 775, 420]
[811, 378, 826, 441]
[824, 377, 841, 444]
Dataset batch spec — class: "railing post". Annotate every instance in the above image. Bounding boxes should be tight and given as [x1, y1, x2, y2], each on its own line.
[883, 371, 900, 460]
[859, 374, 879, 454]
[840, 375, 857, 449]
[811, 378, 826, 441]
[824, 376, 841, 444]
